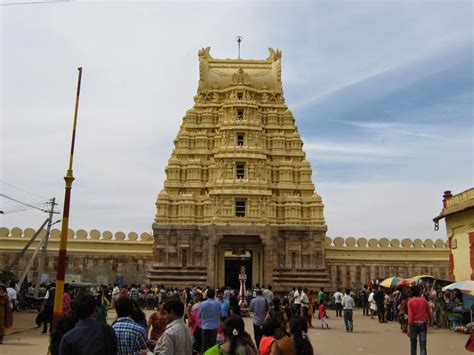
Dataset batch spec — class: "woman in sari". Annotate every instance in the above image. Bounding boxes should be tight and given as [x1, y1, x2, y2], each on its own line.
[147, 303, 167, 349]
[307, 291, 315, 328]
[187, 292, 202, 354]
[0, 284, 13, 344]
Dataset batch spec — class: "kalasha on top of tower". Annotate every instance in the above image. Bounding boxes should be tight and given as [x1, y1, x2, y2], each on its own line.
[197, 47, 283, 93]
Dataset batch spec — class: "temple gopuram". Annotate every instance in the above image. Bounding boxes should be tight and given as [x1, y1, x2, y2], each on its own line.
[0, 53, 451, 291]
[151, 47, 330, 290]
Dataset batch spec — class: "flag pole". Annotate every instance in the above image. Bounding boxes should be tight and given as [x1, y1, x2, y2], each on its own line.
[52, 67, 83, 329]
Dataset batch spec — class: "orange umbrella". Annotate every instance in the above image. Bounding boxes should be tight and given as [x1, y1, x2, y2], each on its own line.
[396, 279, 410, 287]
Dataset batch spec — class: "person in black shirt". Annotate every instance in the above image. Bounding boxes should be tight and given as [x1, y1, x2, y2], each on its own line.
[59, 294, 117, 355]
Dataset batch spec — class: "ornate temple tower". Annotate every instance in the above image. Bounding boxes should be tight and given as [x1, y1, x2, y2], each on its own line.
[150, 48, 330, 290]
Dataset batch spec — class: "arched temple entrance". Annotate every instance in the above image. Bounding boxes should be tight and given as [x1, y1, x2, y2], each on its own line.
[215, 235, 264, 289]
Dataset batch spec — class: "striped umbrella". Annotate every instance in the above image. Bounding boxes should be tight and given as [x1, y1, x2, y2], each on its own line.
[442, 281, 474, 295]
[380, 277, 402, 288]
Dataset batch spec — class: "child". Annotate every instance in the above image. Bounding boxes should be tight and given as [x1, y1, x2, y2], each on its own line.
[318, 300, 329, 329]
[259, 318, 279, 355]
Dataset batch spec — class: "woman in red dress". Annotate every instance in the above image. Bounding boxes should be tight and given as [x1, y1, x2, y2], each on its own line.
[147, 303, 167, 349]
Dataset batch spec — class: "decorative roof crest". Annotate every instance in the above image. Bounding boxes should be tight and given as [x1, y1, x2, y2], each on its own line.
[231, 68, 252, 86]
[267, 48, 282, 61]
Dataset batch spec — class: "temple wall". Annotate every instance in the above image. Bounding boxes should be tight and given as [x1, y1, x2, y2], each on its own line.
[0, 227, 449, 290]
[0, 227, 153, 285]
[325, 236, 450, 290]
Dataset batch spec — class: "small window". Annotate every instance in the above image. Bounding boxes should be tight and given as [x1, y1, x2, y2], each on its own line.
[237, 92, 243, 100]
[237, 134, 244, 146]
[237, 109, 244, 120]
[236, 163, 245, 179]
[235, 200, 246, 217]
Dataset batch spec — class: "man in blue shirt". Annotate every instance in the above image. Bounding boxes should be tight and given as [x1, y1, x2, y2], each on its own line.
[59, 294, 117, 355]
[249, 289, 269, 348]
[217, 288, 230, 319]
[198, 288, 222, 353]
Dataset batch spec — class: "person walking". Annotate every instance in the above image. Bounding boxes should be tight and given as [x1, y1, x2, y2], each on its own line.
[333, 289, 343, 317]
[59, 294, 117, 355]
[342, 289, 354, 332]
[317, 288, 325, 305]
[300, 288, 310, 327]
[360, 285, 369, 316]
[318, 300, 329, 329]
[6, 282, 17, 312]
[187, 292, 203, 354]
[263, 285, 274, 306]
[368, 288, 377, 319]
[217, 289, 230, 320]
[293, 287, 302, 316]
[198, 288, 222, 353]
[111, 284, 121, 309]
[249, 289, 269, 348]
[407, 285, 432, 355]
[95, 290, 110, 325]
[375, 288, 386, 323]
[307, 291, 315, 328]
[42, 283, 56, 334]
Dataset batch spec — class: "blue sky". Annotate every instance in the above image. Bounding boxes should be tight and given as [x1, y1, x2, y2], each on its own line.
[1, 0, 472, 239]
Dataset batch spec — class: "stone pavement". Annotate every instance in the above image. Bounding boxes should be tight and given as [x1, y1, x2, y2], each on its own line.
[1, 308, 469, 355]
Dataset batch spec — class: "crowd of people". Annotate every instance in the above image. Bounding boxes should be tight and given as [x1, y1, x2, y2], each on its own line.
[0, 278, 470, 354]
[53, 283, 317, 355]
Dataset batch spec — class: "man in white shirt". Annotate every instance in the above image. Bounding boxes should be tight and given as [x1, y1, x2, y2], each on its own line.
[262, 285, 274, 306]
[146, 300, 194, 355]
[300, 288, 310, 325]
[293, 286, 302, 316]
[342, 289, 355, 332]
[333, 289, 343, 317]
[111, 284, 120, 309]
[7, 281, 17, 310]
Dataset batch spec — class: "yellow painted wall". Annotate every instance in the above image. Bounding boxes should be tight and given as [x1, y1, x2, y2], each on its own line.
[445, 210, 474, 281]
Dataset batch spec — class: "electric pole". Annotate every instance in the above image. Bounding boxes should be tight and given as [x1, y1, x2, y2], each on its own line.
[34, 198, 56, 297]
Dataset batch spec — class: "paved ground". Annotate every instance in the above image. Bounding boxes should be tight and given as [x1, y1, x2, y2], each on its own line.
[1, 308, 469, 355]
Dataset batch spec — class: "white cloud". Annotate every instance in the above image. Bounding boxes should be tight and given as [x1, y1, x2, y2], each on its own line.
[1, 1, 472, 240]
[304, 141, 407, 157]
[338, 121, 442, 140]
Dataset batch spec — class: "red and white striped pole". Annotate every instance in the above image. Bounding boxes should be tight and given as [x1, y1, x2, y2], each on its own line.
[52, 67, 82, 329]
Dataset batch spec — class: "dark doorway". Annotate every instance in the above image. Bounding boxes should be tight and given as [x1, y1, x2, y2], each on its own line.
[224, 252, 252, 291]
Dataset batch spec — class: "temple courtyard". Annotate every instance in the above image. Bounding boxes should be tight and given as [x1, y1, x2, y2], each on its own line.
[1, 308, 468, 355]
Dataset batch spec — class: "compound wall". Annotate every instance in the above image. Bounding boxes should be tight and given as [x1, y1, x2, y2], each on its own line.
[0, 227, 450, 289]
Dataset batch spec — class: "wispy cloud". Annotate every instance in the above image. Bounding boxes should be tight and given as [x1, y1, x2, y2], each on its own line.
[337, 121, 442, 139]
[304, 141, 407, 158]
[290, 31, 471, 112]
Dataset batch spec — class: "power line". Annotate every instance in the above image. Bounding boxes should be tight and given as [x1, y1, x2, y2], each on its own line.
[0, 193, 48, 212]
[0, 180, 49, 199]
[1, 200, 48, 214]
